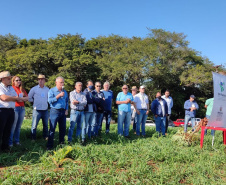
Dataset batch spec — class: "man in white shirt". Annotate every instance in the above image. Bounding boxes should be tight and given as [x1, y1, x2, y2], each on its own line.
[162, 90, 173, 134]
[134, 86, 149, 136]
[0, 71, 26, 151]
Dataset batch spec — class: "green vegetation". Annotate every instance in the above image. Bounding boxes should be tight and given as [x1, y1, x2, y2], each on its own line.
[1, 30, 226, 120]
[0, 120, 225, 184]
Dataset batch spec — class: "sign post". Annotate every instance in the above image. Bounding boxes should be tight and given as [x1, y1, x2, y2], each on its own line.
[200, 72, 226, 148]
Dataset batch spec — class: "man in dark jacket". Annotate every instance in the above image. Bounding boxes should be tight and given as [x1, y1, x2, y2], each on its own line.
[93, 82, 105, 135]
[82, 80, 102, 142]
[151, 92, 168, 136]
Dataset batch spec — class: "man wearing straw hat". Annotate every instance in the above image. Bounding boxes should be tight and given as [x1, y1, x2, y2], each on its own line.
[0, 71, 26, 151]
[28, 74, 49, 141]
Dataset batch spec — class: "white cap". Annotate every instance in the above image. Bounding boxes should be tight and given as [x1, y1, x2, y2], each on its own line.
[140, 85, 145, 89]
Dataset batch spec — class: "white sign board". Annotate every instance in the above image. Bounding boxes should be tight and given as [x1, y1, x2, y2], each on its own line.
[208, 72, 226, 128]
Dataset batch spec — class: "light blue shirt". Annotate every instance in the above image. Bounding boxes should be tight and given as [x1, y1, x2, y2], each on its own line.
[48, 86, 69, 110]
[161, 95, 173, 114]
[116, 92, 134, 112]
[28, 85, 49, 110]
[184, 100, 199, 117]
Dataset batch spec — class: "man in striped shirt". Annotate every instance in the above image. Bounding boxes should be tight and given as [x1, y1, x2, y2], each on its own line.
[68, 82, 87, 143]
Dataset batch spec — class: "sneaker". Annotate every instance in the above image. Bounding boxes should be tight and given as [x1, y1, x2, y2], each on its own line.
[15, 142, 21, 146]
[9, 144, 13, 148]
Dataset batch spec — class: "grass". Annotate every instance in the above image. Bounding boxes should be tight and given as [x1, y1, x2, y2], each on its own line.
[0, 120, 226, 184]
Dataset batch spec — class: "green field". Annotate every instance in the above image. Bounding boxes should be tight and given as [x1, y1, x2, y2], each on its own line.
[0, 120, 225, 184]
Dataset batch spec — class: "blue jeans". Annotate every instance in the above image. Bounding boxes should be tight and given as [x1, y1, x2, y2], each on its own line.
[31, 109, 49, 140]
[47, 108, 66, 149]
[136, 110, 148, 136]
[9, 107, 25, 146]
[95, 112, 103, 135]
[204, 115, 215, 136]
[154, 116, 166, 136]
[184, 115, 195, 132]
[83, 112, 95, 140]
[118, 110, 131, 136]
[131, 112, 137, 131]
[101, 110, 112, 133]
[68, 110, 84, 142]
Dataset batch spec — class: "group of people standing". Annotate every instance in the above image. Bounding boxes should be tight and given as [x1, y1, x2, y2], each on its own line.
[0, 71, 115, 151]
[1, 70, 213, 152]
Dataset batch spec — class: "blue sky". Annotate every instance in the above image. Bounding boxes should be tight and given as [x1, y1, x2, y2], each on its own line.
[0, 0, 225, 65]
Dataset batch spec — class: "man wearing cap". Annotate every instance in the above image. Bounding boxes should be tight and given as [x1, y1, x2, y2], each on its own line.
[0, 71, 26, 151]
[131, 86, 138, 134]
[47, 76, 68, 150]
[184, 95, 199, 132]
[28, 74, 49, 141]
[116, 85, 135, 138]
[161, 90, 173, 134]
[68, 82, 87, 143]
[134, 86, 149, 137]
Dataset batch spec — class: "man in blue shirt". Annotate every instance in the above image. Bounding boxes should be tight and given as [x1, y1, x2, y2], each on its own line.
[151, 92, 168, 136]
[116, 85, 134, 137]
[101, 81, 114, 134]
[47, 77, 69, 150]
[184, 95, 199, 133]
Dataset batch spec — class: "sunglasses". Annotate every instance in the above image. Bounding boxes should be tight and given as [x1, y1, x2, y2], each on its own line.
[15, 79, 21, 82]
[96, 86, 101, 87]
[123, 88, 128, 89]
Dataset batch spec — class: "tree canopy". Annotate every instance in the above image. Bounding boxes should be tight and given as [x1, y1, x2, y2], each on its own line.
[0, 29, 224, 120]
